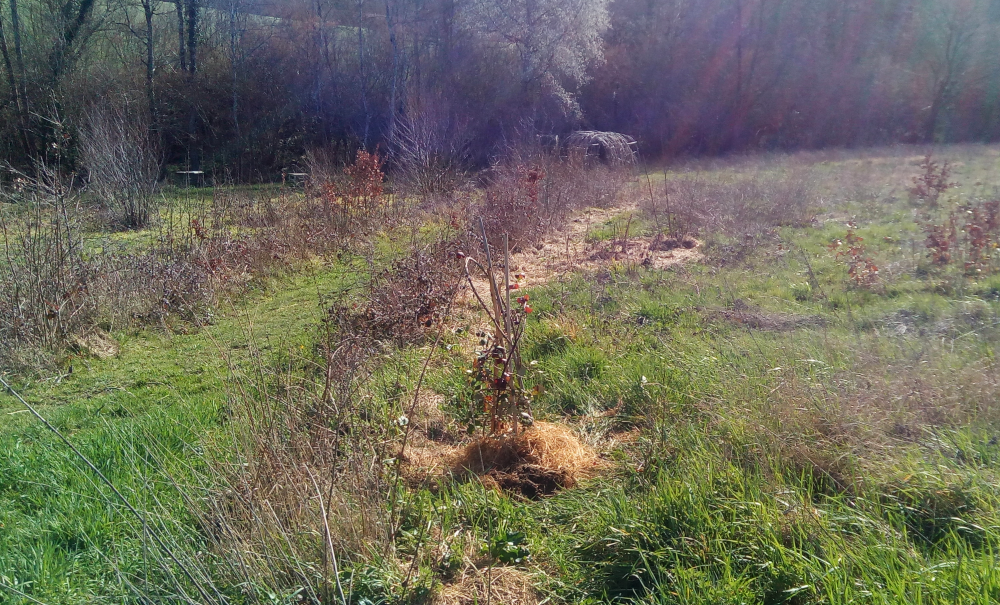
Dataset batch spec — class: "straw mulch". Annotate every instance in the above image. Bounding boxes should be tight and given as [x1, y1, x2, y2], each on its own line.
[453, 422, 604, 498]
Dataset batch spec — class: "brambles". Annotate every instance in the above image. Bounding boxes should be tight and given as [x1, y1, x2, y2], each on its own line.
[479, 165, 548, 251]
[909, 153, 956, 208]
[327, 238, 464, 346]
[828, 223, 879, 288]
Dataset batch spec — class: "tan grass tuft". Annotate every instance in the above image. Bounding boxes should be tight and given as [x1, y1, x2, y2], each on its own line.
[434, 566, 540, 605]
[69, 328, 120, 359]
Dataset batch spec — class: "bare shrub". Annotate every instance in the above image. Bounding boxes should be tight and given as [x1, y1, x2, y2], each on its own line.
[0, 164, 92, 371]
[2, 173, 363, 366]
[541, 157, 631, 210]
[461, 231, 536, 436]
[478, 164, 549, 250]
[389, 103, 472, 195]
[80, 102, 161, 229]
[4, 147, 417, 370]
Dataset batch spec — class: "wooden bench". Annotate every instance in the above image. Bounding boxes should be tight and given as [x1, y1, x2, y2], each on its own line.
[174, 171, 206, 187]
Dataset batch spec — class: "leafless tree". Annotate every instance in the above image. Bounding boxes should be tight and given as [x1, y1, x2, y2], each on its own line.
[462, 0, 610, 116]
[918, 0, 988, 142]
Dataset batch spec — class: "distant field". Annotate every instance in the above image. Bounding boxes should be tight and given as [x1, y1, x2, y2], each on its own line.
[4, 145, 1000, 604]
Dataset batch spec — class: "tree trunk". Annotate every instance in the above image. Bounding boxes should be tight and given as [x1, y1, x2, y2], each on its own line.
[49, 0, 97, 82]
[143, 0, 155, 123]
[7, 0, 31, 156]
[0, 2, 16, 106]
[385, 0, 402, 144]
[924, 85, 947, 143]
[186, 0, 197, 75]
[357, 0, 370, 147]
[176, 0, 186, 71]
[229, 0, 239, 138]
[731, 0, 748, 150]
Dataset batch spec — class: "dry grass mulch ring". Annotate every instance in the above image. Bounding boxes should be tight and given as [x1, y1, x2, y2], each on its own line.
[649, 232, 698, 251]
[453, 422, 603, 499]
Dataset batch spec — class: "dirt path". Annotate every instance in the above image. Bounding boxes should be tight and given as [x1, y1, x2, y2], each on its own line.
[511, 204, 702, 286]
[460, 204, 702, 314]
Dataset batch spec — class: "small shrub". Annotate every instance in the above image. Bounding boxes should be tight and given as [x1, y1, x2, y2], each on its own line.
[317, 149, 394, 237]
[920, 200, 1000, 275]
[0, 164, 93, 371]
[909, 153, 956, 208]
[80, 102, 160, 229]
[962, 200, 1000, 274]
[488, 529, 531, 564]
[828, 223, 879, 288]
[461, 233, 536, 436]
[923, 213, 959, 266]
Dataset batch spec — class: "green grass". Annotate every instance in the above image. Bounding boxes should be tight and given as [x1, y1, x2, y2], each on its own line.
[0, 263, 360, 604]
[6, 146, 1000, 603]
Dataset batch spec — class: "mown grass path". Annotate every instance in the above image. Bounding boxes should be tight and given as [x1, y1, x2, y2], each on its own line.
[0, 265, 352, 603]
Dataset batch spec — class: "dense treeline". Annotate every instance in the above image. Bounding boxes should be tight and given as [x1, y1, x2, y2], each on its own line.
[1, 0, 1000, 177]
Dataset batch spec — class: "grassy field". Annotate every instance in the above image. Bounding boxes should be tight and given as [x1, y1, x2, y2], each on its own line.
[4, 146, 1000, 604]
